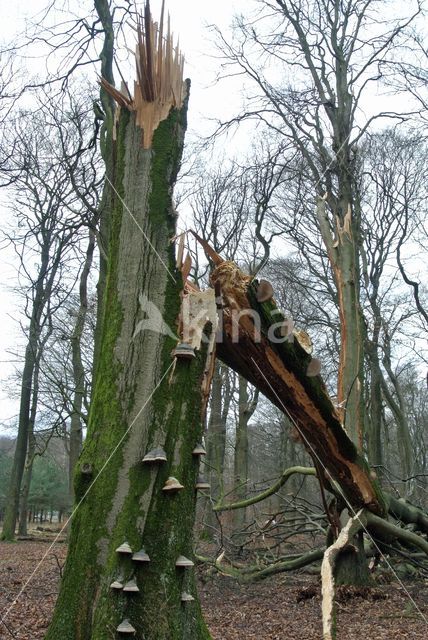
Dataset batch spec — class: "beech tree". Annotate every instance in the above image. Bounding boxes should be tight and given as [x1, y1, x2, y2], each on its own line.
[47, 3, 215, 637]
[2, 2, 427, 639]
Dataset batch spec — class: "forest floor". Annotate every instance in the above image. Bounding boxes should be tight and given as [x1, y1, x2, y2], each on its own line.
[0, 538, 428, 639]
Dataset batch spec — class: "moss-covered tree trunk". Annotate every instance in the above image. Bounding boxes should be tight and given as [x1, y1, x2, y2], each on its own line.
[46, 78, 212, 638]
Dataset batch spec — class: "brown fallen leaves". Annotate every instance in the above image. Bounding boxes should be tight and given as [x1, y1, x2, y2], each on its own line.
[1, 540, 428, 639]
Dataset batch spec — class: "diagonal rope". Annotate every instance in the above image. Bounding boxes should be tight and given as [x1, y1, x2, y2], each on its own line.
[104, 174, 177, 284]
[0, 359, 175, 628]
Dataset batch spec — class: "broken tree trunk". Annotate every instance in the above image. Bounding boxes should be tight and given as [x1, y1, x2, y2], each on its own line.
[46, 5, 213, 639]
[210, 260, 385, 518]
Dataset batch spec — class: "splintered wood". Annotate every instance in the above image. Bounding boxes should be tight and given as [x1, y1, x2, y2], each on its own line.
[321, 510, 366, 640]
[100, 1, 185, 148]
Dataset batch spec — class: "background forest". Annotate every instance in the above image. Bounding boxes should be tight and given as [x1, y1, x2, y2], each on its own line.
[0, 1, 427, 639]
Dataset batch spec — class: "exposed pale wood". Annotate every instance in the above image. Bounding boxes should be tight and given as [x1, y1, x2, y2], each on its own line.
[175, 233, 185, 269]
[177, 286, 218, 416]
[321, 510, 366, 640]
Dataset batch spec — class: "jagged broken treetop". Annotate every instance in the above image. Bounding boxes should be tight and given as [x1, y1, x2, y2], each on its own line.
[101, 0, 185, 149]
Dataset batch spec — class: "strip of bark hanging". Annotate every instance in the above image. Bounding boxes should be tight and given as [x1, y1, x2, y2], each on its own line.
[208, 258, 385, 516]
[321, 510, 367, 640]
[100, 0, 185, 148]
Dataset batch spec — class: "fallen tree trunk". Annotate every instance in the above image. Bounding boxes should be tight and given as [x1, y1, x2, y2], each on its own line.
[210, 261, 385, 517]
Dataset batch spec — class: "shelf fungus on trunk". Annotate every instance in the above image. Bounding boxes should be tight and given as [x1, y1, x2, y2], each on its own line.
[123, 579, 140, 593]
[142, 447, 167, 463]
[181, 592, 195, 602]
[132, 548, 151, 563]
[256, 279, 274, 303]
[116, 542, 133, 555]
[192, 443, 206, 456]
[162, 476, 184, 493]
[172, 342, 196, 360]
[306, 357, 322, 377]
[116, 619, 136, 635]
[195, 475, 210, 490]
[110, 579, 124, 590]
[176, 555, 194, 568]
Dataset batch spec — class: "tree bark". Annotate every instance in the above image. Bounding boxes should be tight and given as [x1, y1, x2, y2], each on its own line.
[232, 376, 258, 539]
[46, 83, 212, 638]
[1, 246, 49, 540]
[17, 436, 36, 537]
[18, 341, 43, 536]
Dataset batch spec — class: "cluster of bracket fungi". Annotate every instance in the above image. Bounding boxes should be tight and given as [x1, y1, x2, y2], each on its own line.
[113, 441, 208, 634]
[113, 541, 196, 634]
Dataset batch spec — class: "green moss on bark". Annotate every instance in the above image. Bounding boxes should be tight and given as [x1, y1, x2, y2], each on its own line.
[47, 89, 211, 639]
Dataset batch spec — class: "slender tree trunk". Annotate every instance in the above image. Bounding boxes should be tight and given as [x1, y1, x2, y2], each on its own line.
[1, 323, 39, 539]
[18, 352, 41, 536]
[204, 362, 227, 536]
[69, 229, 96, 503]
[366, 328, 383, 469]
[1, 225, 60, 540]
[381, 347, 412, 483]
[318, 194, 365, 451]
[17, 439, 35, 537]
[317, 193, 371, 586]
[232, 376, 257, 538]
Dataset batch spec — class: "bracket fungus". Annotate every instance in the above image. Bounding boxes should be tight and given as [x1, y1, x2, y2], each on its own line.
[116, 542, 133, 555]
[256, 279, 274, 303]
[192, 443, 206, 456]
[195, 475, 210, 490]
[172, 342, 196, 359]
[110, 579, 124, 590]
[123, 579, 139, 593]
[142, 447, 167, 463]
[181, 592, 195, 602]
[175, 555, 194, 568]
[162, 476, 184, 492]
[306, 357, 322, 377]
[116, 619, 136, 634]
[132, 548, 150, 562]
[80, 462, 93, 476]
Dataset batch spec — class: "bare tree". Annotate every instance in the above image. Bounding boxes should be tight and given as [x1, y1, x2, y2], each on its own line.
[0, 88, 99, 540]
[213, 0, 422, 449]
